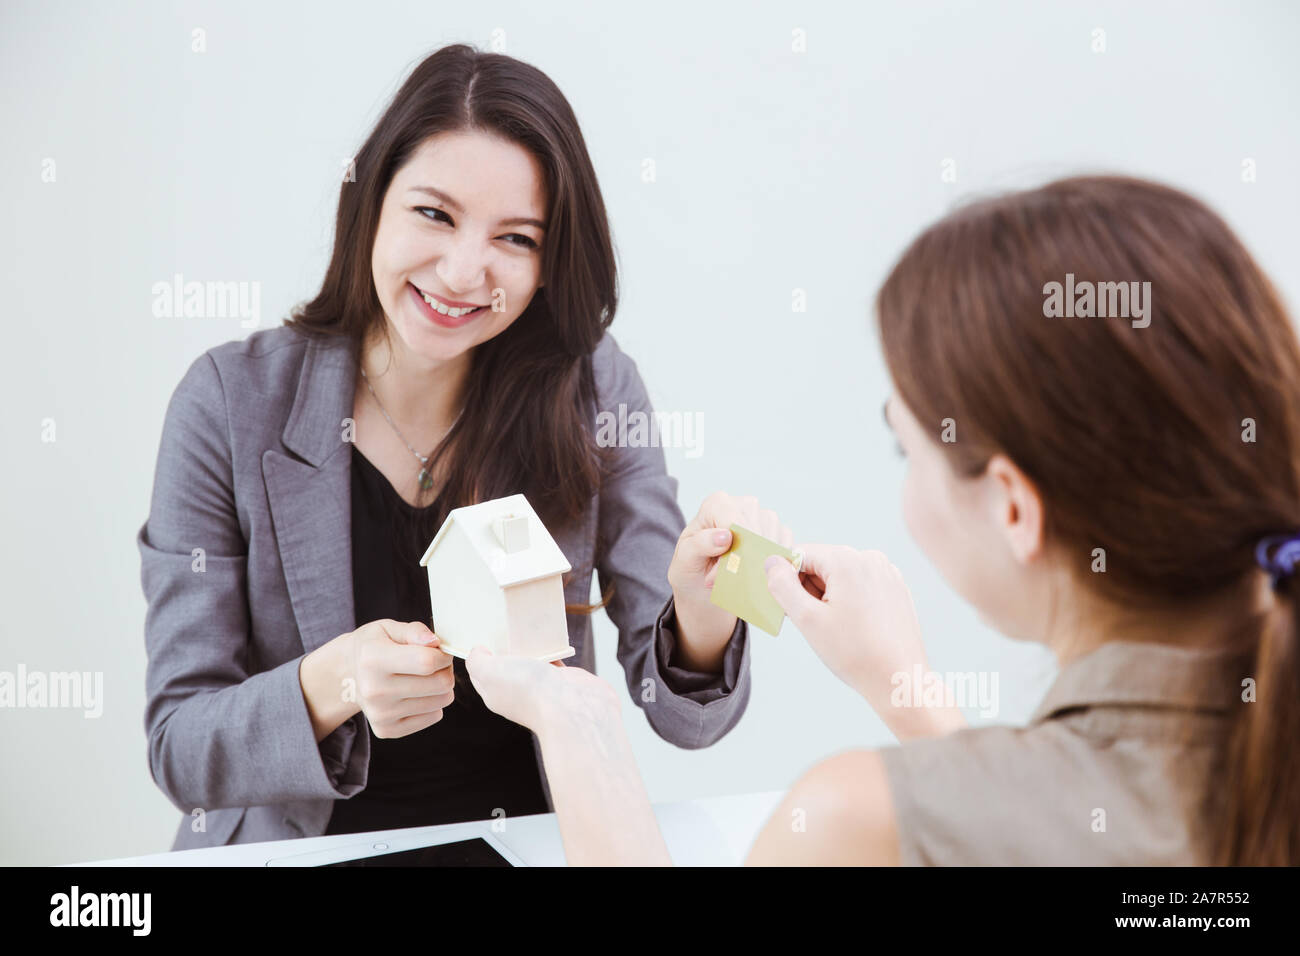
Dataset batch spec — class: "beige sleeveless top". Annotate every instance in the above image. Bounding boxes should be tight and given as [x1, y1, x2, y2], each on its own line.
[878, 640, 1245, 865]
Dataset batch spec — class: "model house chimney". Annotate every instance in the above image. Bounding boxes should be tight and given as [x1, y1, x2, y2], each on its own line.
[493, 513, 530, 553]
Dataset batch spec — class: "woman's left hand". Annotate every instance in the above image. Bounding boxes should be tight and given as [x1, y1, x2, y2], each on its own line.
[465, 647, 618, 735]
[666, 492, 792, 670]
[465, 646, 672, 866]
[763, 544, 967, 739]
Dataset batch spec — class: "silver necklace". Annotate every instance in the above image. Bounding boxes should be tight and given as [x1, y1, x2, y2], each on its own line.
[359, 366, 461, 491]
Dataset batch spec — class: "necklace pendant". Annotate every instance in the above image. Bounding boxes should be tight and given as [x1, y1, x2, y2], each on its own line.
[418, 468, 433, 491]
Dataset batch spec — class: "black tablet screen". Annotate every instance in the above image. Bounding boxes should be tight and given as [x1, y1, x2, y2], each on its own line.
[321, 838, 512, 867]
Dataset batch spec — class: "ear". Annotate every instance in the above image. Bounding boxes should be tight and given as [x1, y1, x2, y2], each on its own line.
[985, 453, 1045, 565]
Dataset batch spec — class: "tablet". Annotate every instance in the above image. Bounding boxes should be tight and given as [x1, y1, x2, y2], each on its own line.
[265, 832, 526, 867]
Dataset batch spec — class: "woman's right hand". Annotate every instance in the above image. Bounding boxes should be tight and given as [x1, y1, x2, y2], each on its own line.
[345, 619, 457, 738]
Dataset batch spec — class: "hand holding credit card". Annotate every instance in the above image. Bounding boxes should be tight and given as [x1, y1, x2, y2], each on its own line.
[709, 523, 804, 636]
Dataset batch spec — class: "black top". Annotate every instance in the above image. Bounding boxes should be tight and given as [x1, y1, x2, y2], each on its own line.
[323, 447, 550, 835]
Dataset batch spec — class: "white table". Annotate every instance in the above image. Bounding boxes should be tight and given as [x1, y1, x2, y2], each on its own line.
[75, 791, 786, 866]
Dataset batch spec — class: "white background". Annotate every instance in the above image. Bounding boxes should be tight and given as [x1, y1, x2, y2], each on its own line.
[2, 0, 1297, 864]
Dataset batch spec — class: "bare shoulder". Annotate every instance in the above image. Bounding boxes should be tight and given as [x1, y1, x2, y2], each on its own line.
[746, 749, 900, 866]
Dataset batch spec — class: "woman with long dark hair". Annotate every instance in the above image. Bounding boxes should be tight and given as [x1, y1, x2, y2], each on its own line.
[137, 44, 787, 848]
[468, 175, 1300, 865]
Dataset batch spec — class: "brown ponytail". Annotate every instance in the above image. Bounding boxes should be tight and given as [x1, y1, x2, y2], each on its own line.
[876, 175, 1300, 865]
[1215, 570, 1300, 864]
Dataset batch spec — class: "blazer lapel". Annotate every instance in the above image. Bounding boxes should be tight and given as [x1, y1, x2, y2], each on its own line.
[262, 334, 359, 655]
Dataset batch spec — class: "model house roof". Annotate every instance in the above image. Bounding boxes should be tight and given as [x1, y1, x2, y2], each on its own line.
[419, 493, 572, 588]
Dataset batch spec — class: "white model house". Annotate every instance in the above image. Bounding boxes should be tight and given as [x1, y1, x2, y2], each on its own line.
[418, 494, 575, 662]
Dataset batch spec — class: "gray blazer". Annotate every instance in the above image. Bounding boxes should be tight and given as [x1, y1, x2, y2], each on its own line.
[137, 324, 751, 850]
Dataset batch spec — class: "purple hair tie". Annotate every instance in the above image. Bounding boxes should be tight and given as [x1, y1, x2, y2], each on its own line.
[1255, 533, 1300, 590]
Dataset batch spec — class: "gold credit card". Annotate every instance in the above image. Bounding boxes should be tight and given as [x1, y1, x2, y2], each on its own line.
[709, 523, 802, 636]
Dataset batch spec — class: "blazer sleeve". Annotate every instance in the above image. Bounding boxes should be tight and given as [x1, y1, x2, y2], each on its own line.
[137, 352, 364, 812]
[592, 334, 752, 749]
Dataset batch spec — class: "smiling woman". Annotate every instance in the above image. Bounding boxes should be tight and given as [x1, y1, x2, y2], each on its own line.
[370, 135, 549, 353]
[138, 43, 787, 849]
[289, 48, 610, 527]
